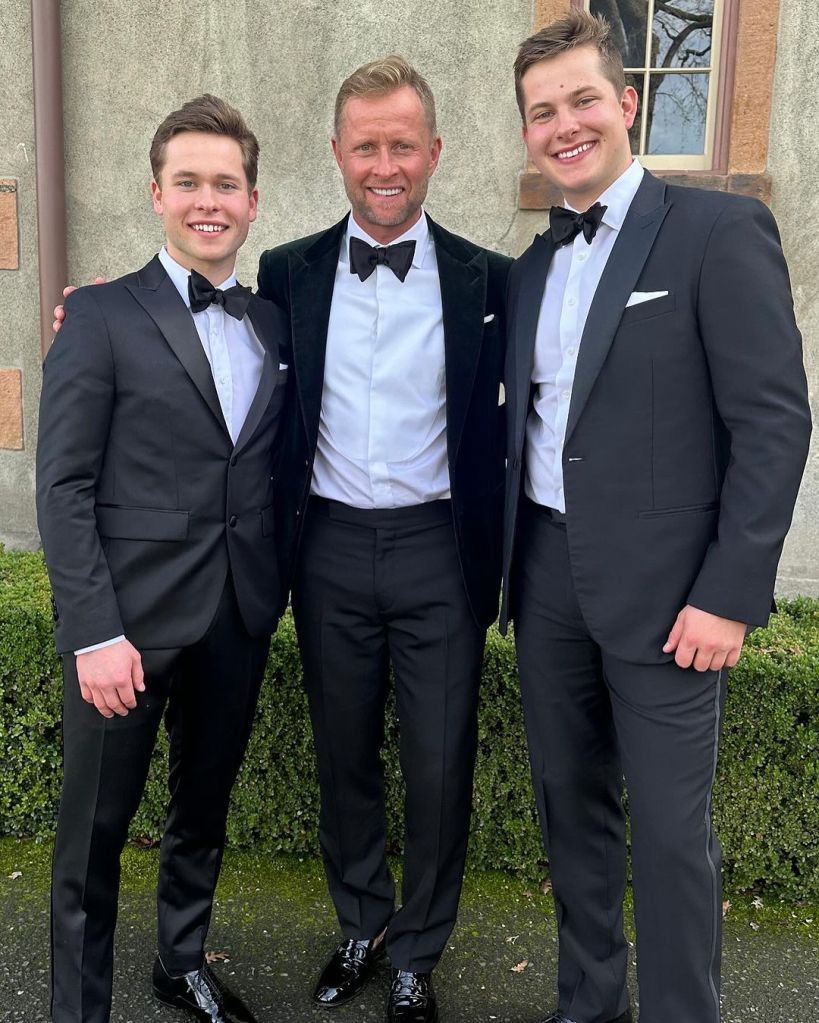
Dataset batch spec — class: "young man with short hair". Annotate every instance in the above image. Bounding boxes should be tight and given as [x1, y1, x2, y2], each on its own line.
[37, 95, 289, 1023]
[501, 10, 810, 1023]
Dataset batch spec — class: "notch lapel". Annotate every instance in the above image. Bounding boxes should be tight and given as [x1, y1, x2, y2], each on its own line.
[289, 218, 347, 450]
[127, 256, 229, 436]
[430, 220, 487, 464]
[565, 173, 670, 443]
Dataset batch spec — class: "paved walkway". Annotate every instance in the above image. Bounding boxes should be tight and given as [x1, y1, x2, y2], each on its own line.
[2, 842, 817, 1022]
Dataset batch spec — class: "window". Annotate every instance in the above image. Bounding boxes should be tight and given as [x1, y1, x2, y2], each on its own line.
[586, 0, 724, 169]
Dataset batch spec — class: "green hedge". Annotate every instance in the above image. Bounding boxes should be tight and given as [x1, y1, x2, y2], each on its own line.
[1, 546, 817, 899]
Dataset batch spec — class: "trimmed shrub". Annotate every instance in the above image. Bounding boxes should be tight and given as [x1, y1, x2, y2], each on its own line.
[1, 547, 817, 898]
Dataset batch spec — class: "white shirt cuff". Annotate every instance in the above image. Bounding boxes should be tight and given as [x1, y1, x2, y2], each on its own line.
[75, 635, 126, 655]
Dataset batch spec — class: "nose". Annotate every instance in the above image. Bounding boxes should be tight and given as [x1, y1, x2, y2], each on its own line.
[195, 184, 220, 209]
[553, 106, 580, 139]
[372, 145, 397, 177]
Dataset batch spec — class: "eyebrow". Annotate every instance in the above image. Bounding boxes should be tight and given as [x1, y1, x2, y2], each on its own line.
[169, 170, 242, 182]
[528, 83, 600, 114]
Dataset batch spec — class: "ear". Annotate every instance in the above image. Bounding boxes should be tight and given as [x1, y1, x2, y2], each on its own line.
[331, 136, 344, 171]
[427, 135, 442, 176]
[621, 85, 639, 131]
[248, 187, 259, 223]
[150, 178, 163, 215]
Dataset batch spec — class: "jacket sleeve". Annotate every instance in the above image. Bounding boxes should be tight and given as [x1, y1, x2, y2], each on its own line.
[686, 198, 812, 625]
[35, 287, 125, 653]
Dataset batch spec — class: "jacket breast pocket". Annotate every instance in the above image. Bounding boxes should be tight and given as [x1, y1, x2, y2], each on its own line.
[95, 505, 189, 540]
[619, 291, 676, 327]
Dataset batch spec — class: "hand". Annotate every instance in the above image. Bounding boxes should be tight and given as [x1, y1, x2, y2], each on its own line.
[75, 639, 145, 718]
[52, 278, 106, 333]
[663, 605, 747, 672]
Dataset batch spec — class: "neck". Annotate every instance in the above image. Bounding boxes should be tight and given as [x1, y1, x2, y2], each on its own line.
[352, 208, 421, 246]
[165, 246, 235, 286]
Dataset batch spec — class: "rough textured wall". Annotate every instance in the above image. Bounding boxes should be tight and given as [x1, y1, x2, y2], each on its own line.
[60, 0, 532, 287]
[768, 0, 819, 596]
[0, 4, 40, 549]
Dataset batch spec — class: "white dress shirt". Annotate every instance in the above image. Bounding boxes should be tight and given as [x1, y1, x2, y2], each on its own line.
[158, 246, 265, 444]
[525, 159, 644, 512]
[76, 248, 265, 656]
[311, 211, 451, 508]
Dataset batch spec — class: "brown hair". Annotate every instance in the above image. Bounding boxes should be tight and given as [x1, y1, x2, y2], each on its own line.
[514, 8, 626, 121]
[334, 55, 437, 138]
[149, 94, 260, 189]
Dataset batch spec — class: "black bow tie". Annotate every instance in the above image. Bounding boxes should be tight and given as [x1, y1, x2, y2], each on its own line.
[550, 202, 608, 248]
[349, 236, 416, 283]
[187, 267, 252, 319]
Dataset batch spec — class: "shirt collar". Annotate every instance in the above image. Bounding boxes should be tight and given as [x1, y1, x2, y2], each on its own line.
[158, 246, 238, 308]
[565, 157, 644, 233]
[342, 209, 433, 270]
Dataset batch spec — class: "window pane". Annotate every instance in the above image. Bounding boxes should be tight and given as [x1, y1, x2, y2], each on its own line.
[645, 72, 709, 154]
[653, 0, 714, 69]
[590, 0, 648, 68]
[625, 72, 644, 153]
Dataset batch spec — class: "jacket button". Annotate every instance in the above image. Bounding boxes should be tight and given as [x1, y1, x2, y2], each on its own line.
[229, 515, 238, 527]
[230, 455, 238, 467]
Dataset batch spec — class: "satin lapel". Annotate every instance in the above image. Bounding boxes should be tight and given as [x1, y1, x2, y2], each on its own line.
[512, 232, 554, 455]
[126, 257, 228, 435]
[289, 218, 347, 447]
[233, 296, 280, 453]
[432, 222, 486, 464]
[566, 173, 670, 443]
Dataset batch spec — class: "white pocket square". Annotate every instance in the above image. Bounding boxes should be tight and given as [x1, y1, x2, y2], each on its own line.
[626, 290, 669, 308]
[278, 363, 289, 370]
[483, 313, 495, 324]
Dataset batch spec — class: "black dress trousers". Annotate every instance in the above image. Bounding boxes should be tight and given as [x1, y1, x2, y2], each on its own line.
[50, 578, 269, 1023]
[513, 502, 725, 1023]
[292, 498, 485, 973]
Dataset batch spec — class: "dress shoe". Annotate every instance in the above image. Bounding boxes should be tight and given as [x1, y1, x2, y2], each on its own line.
[539, 1011, 632, 1023]
[313, 936, 385, 1007]
[387, 969, 439, 1023]
[152, 955, 258, 1023]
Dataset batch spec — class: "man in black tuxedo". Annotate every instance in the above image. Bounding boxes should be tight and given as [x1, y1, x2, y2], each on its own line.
[502, 11, 811, 1023]
[37, 96, 289, 1023]
[257, 57, 510, 1023]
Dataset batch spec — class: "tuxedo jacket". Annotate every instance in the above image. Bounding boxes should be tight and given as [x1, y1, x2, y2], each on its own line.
[501, 171, 812, 663]
[257, 214, 512, 629]
[36, 255, 290, 655]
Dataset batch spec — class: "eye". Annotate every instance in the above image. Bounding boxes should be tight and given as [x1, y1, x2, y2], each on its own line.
[219, 182, 239, 190]
[357, 143, 372, 152]
[177, 180, 194, 188]
[533, 110, 553, 122]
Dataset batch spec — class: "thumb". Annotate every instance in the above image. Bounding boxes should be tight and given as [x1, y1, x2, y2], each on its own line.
[663, 609, 685, 653]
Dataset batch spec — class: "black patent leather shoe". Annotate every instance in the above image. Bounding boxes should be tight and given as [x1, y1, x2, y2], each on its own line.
[152, 956, 258, 1023]
[387, 969, 438, 1023]
[313, 936, 386, 1007]
[540, 1011, 632, 1023]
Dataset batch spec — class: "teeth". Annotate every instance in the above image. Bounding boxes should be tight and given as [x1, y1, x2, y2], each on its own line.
[191, 224, 226, 233]
[371, 188, 402, 196]
[557, 142, 594, 160]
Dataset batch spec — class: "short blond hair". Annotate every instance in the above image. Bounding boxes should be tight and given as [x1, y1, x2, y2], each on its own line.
[514, 8, 626, 121]
[334, 55, 437, 138]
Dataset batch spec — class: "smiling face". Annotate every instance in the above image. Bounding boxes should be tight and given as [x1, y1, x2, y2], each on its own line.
[520, 44, 637, 211]
[150, 131, 258, 283]
[332, 86, 442, 245]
